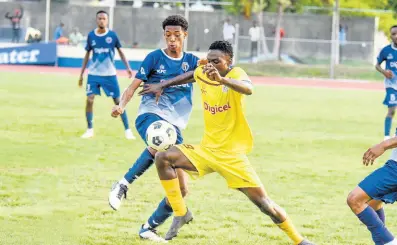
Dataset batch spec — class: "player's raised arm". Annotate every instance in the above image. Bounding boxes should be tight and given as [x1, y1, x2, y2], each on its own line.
[203, 63, 253, 95]
[138, 70, 195, 100]
[363, 137, 397, 166]
[111, 78, 143, 117]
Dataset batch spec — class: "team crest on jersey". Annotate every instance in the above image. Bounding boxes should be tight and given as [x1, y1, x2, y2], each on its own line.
[182, 62, 189, 72]
[140, 67, 146, 75]
[106, 37, 112, 44]
[157, 64, 166, 74]
[91, 40, 96, 46]
[222, 85, 229, 93]
[388, 53, 394, 60]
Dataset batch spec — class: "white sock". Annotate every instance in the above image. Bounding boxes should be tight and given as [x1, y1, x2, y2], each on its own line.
[143, 221, 151, 229]
[385, 239, 397, 245]
[119, 178, 130, 186]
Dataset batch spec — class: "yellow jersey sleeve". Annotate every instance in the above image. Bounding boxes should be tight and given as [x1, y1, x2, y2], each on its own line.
[226, 67, 251, 84]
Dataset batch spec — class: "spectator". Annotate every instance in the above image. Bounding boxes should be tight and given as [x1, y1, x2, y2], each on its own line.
[25, 27, 41, 43]
[223, 18, 235, 44]
[54, 23, 64, 41]
[132, 42, 139, 48]
[248, 20, 260, 62]
[5, 5, 24, 43]
[69, 28, 84, 46]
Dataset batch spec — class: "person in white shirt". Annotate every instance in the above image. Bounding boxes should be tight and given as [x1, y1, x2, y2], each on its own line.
[223, 18, 235, 44]
[69, 28, 84, 46]
[248, 20, 261, 62]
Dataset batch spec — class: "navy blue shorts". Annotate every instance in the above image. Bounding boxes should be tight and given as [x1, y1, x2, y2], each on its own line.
[359, 160, 397, 204]
[383, 88, 397, 108]
[135, 113, 183, 145]
[86, 75, 120, 98]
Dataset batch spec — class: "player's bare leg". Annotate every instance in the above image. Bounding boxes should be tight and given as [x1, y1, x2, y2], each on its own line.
[385, 107, 396, 141]
[239, 187, 314, 245]
[112, 97, 135, 140]
[81, 94, 95, 138]
[155, 147, 197, 240]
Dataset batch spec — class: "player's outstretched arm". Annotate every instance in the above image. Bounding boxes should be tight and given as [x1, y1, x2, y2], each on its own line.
[117, 48, 133, 78]
[363, 137, 397, 166]
[78, 51, 91, 87]
[203, 64, 253, 95]
[138, 70, 195, 100]
[111, 78, 143, 117]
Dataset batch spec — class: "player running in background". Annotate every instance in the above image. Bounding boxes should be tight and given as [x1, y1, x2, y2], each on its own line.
[78, 10, 135, 139]
[376, 25, 397, 141]
[108, 15, 199, 241]
[140, 41, 314, 244]
[347, 137, 397, 245]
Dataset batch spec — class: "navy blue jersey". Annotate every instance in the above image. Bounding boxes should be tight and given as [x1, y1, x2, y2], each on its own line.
[85, 29, 121, 76]
[136, 49, 200, 129]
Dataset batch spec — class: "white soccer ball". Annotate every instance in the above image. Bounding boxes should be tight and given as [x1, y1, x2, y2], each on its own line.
[146, 120, 177, 152]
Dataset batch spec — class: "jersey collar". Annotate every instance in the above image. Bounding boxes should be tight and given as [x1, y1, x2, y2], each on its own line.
[161, 49, 184, 61]
[94, 28, 109, 37]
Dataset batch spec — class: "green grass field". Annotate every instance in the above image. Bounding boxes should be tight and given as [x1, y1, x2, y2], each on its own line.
[1, 71, 396, 245]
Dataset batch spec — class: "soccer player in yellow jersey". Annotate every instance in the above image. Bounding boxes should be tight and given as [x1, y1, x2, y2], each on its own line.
[139, 41, 314, 244]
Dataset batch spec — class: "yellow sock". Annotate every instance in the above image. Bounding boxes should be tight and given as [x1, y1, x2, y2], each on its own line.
[277, 218, 304, 245]
[160, 179, 187, 216]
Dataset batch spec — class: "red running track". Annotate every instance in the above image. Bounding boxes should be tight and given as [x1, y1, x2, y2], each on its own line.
[0, 65, 384, 91]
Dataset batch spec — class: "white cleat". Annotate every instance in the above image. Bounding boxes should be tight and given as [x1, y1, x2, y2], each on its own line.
[385, 136, 392, 141]
[81, 128, 94, 138]
[139, 225, 168, 243]
[125, 129, 136, 140]
[108, 182, 128, 211]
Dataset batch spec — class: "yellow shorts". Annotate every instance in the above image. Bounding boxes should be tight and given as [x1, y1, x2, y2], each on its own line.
[176, 144, 262, 189]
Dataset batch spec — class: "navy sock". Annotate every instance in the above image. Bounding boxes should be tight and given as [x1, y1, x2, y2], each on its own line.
[376, 208, 386, 224]
[124, 149, 154, 183]
[385, 117, 392, 136]
[357, 206, 394, 244]
[148, 198, 173, 228]
[120, 111, 129, 130]
[86, 112, 93, 129]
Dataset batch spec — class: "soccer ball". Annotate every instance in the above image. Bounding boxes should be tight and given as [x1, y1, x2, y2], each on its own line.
[146, 120, 177, 152]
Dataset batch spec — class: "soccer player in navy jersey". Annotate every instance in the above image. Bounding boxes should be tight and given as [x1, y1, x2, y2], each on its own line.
[78, 10, 135, 139]
[376, 25, 397, 140]
[108, 15, 199, 242]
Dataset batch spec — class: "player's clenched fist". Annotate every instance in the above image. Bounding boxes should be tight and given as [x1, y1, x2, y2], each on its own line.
[111, 105, 124, 118]
[384, 70, 394, 79]
[78, 75, 83, 88]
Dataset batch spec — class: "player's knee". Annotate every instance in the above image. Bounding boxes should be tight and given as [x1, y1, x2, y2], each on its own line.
[155, 151, 172, 169]
[387, 108, 395, 117]
[346, 191, 362, 210]
[86, 95, 95, 105]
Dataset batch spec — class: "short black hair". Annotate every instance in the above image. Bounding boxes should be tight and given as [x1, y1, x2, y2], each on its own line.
[391, 25, 397, 30]
[209, 41, 234, 59]
[97, 10, 108, 16]
[162, 15, 188, 31]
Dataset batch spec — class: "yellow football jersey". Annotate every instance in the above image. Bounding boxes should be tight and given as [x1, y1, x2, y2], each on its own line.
[193, 66, 253, 154]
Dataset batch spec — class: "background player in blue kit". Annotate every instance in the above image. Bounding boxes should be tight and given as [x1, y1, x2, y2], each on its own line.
[376, 25, 397, 140]
[108, 15, 199, 242]
[347, 137, 397, 245]
[78, 10, 135, 140]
